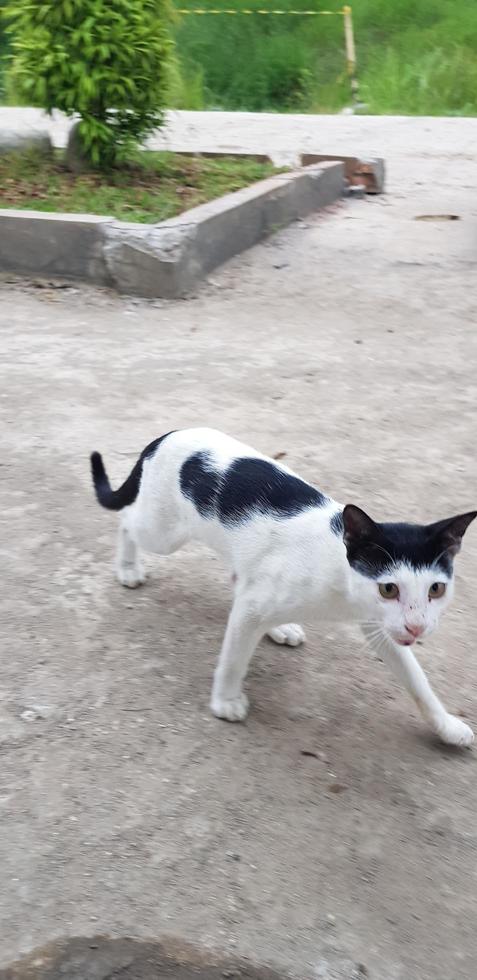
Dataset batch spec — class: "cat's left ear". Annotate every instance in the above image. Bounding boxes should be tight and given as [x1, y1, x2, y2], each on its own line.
[427, 511, 477, 557]
[342, 504, 378, 546]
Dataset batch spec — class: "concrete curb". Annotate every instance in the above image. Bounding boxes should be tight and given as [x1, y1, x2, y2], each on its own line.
[0, 161, 344, 297]
[0, 126, 52, 157]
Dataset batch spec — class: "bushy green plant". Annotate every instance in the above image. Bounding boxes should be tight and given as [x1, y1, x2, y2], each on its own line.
[3, 0, 174, 167]
[0, 0, 9, 97]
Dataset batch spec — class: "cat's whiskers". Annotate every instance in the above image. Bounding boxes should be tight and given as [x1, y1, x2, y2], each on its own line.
[359, 624, 388, 659]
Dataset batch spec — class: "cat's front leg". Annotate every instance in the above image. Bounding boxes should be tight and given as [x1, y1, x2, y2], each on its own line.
[362, 625, 474, 747]
[211, 599, 265, 722]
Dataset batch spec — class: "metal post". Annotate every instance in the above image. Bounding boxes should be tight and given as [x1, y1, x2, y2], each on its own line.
[343, 5, 359, 106]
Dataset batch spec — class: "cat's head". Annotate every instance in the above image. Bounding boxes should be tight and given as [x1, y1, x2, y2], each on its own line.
[342, 505, 477, 646]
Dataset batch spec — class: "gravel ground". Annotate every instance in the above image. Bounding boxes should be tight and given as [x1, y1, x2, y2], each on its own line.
[1, 114, 477, 980]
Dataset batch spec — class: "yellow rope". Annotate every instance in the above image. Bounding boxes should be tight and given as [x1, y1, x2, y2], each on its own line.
[177, 8, 345, 14]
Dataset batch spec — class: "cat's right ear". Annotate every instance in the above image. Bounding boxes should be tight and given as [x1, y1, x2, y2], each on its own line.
[342, 504, 378, 547]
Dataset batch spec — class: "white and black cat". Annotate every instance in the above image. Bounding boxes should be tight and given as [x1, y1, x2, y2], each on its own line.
[91, 428, 476, 747]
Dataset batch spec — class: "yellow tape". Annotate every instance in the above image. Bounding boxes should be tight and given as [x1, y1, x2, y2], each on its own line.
[177, 7, 344, 13]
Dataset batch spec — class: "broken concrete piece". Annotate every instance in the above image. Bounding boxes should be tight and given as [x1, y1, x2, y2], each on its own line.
[300, 154, 385, 194]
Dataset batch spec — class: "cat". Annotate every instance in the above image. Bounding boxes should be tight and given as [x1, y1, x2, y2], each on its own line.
[91, 427, 476, 748]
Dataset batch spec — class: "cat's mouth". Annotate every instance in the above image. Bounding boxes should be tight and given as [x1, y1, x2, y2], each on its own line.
[391, 632, 418, 647]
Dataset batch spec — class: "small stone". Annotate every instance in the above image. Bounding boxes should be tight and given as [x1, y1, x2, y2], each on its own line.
[226, 851, 241, 862]
[20, 710, 36, 722]
[21, 704, 54, 721]
[327, 783, 348, 795]
[326, 913, 336, 925]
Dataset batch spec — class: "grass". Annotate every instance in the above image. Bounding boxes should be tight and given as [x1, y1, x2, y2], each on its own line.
[0, 148, 279, 222]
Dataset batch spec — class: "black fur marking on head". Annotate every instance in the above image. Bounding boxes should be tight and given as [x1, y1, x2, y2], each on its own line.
[342, 504, 477, 579]
[91, 431, 175, 512]
[180, 451, 220, 517]
[219, 458, 326, 525]
[330, 510, 344, 536]
[180, 454, 327, 524]
[350, 522, 455, 578]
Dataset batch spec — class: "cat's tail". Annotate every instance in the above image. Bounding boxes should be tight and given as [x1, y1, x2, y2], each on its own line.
[90, 451, 141, 511]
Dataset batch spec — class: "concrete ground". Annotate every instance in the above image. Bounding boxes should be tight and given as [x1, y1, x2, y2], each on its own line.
[1, 114, 477, 980]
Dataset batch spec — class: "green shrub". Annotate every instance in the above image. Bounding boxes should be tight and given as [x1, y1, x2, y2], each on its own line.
[3, 0, 174, 167]
[0, 0, 9, 97]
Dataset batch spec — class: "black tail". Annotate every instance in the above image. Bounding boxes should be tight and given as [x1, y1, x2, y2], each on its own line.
[90, 432, 175, 512]
[90, 451, 143, 511]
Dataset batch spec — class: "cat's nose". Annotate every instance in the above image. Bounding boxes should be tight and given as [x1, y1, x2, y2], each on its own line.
[405, 623, 425, 639]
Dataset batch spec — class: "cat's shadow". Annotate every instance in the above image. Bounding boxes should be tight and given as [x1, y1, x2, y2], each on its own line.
[122, 574, 475, 772]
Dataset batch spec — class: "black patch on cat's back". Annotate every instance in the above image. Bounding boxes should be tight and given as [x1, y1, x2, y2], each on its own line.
[180, 451, 220, 517]
[219, 457, 326, 525]
[218, 458, 324, 524]
[180, 453, 327, 524]
[330, 510, 344, 536]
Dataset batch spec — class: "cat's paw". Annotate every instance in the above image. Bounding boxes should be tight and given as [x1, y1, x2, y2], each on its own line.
[435, 714, 474, 748]
[267, 624, 306, 647]
[117, 564, 146, 589]
[211, 692, 249, 722]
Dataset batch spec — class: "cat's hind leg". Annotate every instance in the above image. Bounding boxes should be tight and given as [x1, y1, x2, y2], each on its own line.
[267, 624, 306, 647]
[116, 519, 146, 589]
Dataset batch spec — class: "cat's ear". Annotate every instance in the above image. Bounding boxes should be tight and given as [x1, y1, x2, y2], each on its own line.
[342, 504, 378, 546]
[428, 511, 477, 557]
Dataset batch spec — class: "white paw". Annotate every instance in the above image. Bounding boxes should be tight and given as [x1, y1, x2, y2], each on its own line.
[267, 624, 306, 647]
[117, 564, 146, 589]
[435, 714, 474, 748]
[211, 692, 249, 722]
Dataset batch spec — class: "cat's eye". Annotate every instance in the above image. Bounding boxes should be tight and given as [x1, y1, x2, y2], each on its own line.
[429, 582, 446, 599]
[378, 582, 399, 600]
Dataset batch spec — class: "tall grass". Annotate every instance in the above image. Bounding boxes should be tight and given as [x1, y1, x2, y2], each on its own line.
[174, 5, 347, 111]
